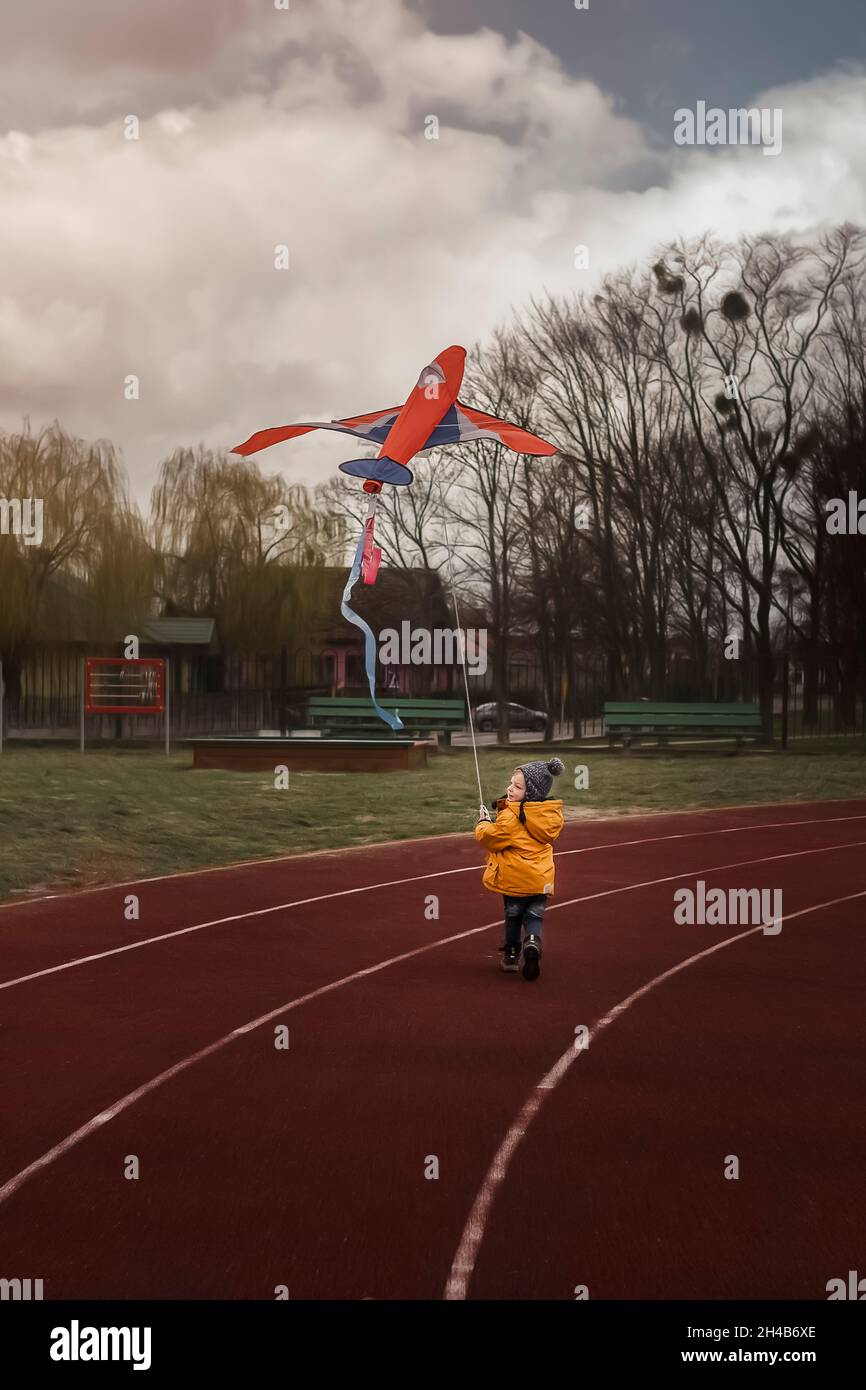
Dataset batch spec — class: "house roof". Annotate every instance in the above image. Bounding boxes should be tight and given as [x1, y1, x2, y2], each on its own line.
[312, 565, 452, 643]
[140, 618, 216, 646]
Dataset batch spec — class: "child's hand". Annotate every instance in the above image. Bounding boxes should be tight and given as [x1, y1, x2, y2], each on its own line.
[477, 804, 493, 823]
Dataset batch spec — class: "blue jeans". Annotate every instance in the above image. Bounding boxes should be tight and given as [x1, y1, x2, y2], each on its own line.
[503, 894, 547, 949]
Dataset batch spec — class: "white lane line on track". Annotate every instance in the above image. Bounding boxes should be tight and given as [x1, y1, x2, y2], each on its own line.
[0, 919, 500, 1209]
[442, 886, 866, 1301]
[3, 813, 866, 989]
[1, 806, 864, 914]
[1, 840, 864, 1210]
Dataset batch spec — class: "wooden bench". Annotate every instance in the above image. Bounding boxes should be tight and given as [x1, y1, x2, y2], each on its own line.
[305, 696, 466, 745]
[603, 701, 763, 750]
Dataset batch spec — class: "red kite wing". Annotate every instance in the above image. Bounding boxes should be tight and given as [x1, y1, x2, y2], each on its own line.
[451, 404, 557, 455]
[232, 406, 402, 457]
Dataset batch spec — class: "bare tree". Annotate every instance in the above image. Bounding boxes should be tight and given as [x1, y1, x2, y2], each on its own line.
[521, 279, 687, 699]
[646, 228, 859, 737]
[442, 331, 555, 742]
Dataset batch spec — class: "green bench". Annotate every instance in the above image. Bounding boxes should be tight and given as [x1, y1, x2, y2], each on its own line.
[603, 701, 763, 750]
[305, 696, 466, 744]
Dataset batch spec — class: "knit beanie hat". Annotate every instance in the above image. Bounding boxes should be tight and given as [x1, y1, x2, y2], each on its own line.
[518, 756, 565, 801]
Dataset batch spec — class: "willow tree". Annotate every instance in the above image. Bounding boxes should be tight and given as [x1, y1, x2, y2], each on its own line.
[150, 446, 335, 656]
[0, 423, 151, 701]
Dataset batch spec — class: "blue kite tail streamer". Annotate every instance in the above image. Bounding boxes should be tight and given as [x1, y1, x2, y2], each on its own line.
[340, 525, 404, 731]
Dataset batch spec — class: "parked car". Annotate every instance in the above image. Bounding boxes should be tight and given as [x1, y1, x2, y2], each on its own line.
[474, 701, 548, 733]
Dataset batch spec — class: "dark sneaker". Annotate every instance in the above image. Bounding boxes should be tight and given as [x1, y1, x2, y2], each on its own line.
[499, 944, 520, 973]
[522, 935, 542, 981]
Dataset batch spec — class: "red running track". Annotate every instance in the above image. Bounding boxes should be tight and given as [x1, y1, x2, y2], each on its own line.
[1, 798, 865, 1301]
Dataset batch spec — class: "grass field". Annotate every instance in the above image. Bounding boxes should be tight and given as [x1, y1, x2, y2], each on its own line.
[0, 739, 864, 901]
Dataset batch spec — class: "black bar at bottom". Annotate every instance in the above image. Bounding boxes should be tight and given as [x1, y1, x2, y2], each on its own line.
[2, 1299, 861, 1376]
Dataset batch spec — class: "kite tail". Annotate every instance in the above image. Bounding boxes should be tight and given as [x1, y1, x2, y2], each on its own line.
[340, 525, 404, 732]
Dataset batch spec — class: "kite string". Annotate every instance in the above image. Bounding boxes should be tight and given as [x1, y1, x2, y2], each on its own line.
[436, 471, 486, 818]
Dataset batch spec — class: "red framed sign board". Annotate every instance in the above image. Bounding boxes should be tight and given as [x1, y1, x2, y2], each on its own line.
[85, 658, 165, 715]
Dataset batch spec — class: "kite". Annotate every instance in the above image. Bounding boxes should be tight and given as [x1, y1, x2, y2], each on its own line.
[233, 345, 556, 732]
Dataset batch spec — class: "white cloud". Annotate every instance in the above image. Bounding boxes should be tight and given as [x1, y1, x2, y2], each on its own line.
[0, 0, 863, 501]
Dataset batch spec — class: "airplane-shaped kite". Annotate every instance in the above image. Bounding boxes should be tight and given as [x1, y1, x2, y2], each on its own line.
[232, 345, 557, 727]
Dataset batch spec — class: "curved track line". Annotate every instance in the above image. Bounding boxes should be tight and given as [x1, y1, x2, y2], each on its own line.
[443, 887, 866, 1300]
[3, 814, 866, 990]
[1, 839, 863, 1208]
[1, 805, 864, 914]
[0, 919, 498, 1209]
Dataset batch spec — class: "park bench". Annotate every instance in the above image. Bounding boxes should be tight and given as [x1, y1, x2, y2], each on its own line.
[603, 701, 763, 750]
[305, 696, 466, 744]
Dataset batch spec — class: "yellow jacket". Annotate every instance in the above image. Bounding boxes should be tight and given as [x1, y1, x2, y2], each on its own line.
[474, 799, 565, 896]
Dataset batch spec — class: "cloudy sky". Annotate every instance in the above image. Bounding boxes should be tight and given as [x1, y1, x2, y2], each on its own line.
[1, 0, 864, 501]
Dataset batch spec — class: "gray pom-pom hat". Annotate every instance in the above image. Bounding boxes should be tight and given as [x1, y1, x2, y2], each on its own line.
[518, 757, 565, 801]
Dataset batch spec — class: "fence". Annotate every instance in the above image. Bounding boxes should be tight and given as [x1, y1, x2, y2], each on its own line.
[3, 689, 281, 741]
[491, 649, 866, 743]
[777, 656, 865, 742]
[2, 653, 863, 745]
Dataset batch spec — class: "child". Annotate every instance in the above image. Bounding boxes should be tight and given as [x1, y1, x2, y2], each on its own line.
[475, 757, 565, 981]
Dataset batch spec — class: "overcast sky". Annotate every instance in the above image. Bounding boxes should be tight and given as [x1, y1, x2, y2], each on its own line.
[0, 0, 864, 502]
